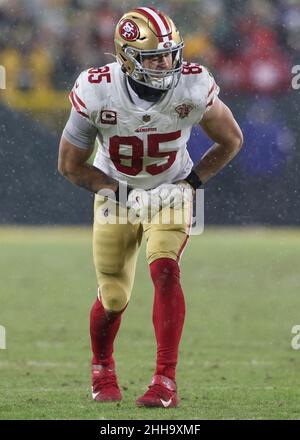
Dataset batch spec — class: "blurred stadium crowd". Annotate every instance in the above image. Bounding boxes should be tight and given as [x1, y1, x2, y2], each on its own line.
[0, 0, 299, 225]
[0, 0, 297, 93]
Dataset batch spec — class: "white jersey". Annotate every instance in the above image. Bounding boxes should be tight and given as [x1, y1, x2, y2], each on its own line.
[69, 62, 219, 190]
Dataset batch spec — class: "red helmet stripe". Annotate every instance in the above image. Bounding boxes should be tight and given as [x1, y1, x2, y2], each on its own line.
[148, 7, 171, 35]
[134, 7, 171, 42]
[134, 7, 163, 41]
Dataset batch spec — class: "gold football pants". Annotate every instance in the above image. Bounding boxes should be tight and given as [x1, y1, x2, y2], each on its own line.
[93, 195, 192, 312]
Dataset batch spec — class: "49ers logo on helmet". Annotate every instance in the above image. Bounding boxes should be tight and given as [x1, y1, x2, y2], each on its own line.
[119, 19, 139, 41]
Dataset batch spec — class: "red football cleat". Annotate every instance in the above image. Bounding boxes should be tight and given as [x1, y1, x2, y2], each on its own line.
[91, 364, 122, 402]
[136, 374, 178, 408]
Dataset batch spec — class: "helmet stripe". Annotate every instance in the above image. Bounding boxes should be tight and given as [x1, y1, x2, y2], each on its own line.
[148, 7, 171, 34]
[141, 7, 172, 40]
[134, 7, 171, 42]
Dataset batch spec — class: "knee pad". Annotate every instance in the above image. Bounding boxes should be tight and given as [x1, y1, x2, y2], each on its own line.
[98, 277, 130, 313]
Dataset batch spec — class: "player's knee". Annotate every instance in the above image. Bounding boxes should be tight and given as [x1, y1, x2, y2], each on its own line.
[150, 258, 180, 290]
[100, 282, 129, 312]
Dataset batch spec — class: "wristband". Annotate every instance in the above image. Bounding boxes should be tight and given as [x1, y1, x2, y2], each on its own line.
[184, 170, 203, 191]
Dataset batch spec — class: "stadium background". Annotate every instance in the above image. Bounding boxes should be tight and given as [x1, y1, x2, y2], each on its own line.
[0, 0, 299, 225]
[1, 0, 300, 421]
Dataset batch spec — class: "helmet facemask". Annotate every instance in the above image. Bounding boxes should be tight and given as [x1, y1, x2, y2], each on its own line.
[124, 41, 184, 91]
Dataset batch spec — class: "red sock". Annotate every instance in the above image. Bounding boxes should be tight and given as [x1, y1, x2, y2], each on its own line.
[150, 258, 186, 382]
[89, 295, 126, 367]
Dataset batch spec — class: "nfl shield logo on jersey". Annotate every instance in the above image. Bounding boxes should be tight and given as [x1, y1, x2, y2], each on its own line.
[175, 103, 194, 119]
[142, 114, 151, 122]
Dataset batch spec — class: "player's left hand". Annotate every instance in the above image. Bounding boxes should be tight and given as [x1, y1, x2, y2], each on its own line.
[152, 181, 194, 210]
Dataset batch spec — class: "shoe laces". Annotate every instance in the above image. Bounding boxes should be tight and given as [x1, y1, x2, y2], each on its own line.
[144, 383, 172, 400]
[93, 369, 119, 391]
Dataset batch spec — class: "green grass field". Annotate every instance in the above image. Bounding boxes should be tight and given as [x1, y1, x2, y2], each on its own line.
[0, 227, 300, 420]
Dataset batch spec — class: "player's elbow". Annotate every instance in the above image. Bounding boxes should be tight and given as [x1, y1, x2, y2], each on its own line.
[57, 157, 67, 177]
[57, 157, 75, 179]
[236, 131, 244, 152]
[230, 127, 244, 154]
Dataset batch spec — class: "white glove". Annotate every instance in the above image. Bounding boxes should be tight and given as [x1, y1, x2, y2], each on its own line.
[152, 182, 194, 210]
[127, 188, 160, 222]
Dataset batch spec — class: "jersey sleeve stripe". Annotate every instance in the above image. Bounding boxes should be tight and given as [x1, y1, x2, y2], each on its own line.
[77, 111, 88, 118]
[208, 82, 216, 97]
[73, 91, 87, 109]
[206, 98, 214, 108]
[69, 91, 88, 118]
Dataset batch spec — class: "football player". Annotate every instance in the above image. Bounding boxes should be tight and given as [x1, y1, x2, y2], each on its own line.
[58, 7, 243, 408]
